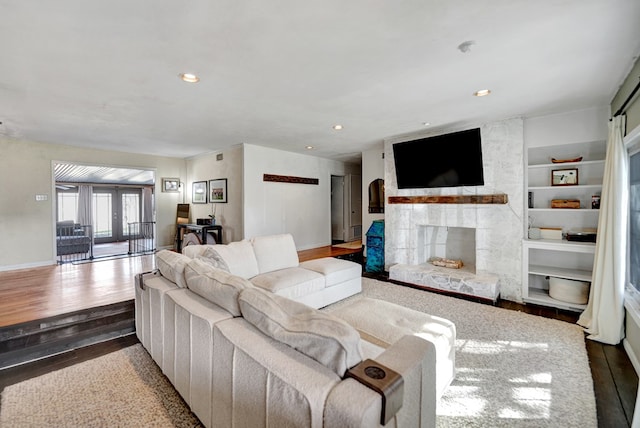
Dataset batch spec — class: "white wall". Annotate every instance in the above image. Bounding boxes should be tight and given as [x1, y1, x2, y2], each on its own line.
[186, 145, 243, 243]
[0, 137, 185, 270]
[361, 143, 385, 256]
[524, 106, 609, 148]
[243, 144, 359, 250]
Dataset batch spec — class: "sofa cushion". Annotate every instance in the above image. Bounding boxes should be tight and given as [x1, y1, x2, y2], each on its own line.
[184, 258, 252, 317]
[202, 241, 259, 279]
[251, 234, 299, 274]
[155, 250, 190, 288]
[181, 245, 209, 258]
[238, 287, 363, 377]
[250, 267, 325, 300]
[299, 257, 362, 287]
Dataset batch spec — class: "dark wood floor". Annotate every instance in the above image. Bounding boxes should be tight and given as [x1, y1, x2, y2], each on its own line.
[0, 246, 637, 427]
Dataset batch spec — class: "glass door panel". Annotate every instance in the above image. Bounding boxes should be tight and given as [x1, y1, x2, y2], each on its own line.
[93, 192, 114, 241]
[122, 192, 141, 237]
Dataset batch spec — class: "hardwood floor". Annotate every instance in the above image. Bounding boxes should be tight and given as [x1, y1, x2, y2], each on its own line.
[0, 247, 637, 426]
[0, 254, 154, 328]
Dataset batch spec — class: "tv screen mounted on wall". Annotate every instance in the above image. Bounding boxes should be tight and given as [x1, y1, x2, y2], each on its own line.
[392, 127, 484, 189]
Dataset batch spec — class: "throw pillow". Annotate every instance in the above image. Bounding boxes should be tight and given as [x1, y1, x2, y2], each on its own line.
[197, 247, 230, 272]
[184, 258, 252, 316]
[238, 287, 363, 377]
[155, 250, 190, 288]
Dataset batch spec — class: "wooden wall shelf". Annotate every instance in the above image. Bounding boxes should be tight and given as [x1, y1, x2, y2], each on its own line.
[388, 194, 508, 205]
[263, 174, 319, 185]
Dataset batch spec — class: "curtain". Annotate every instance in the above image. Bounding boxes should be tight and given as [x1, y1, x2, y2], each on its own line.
[77, 185, 93, 227]
[578, 115, 629, 345]
[142, 187, 153, 223]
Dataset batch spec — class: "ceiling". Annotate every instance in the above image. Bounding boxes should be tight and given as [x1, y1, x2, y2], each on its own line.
[54, 163, 154, 186]
[1, 1, 639, 164]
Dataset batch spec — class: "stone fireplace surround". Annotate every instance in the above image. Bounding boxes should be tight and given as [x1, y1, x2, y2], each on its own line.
[383, 118, 525, 302]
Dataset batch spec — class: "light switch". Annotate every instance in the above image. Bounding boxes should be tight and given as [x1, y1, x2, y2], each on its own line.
[35, 194, 48, 201]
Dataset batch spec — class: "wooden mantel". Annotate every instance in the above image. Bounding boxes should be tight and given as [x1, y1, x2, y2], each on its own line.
[388, 194, 508, 205]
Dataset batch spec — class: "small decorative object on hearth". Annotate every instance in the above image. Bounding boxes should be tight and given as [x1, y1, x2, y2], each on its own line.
[429, 257, 463, 269]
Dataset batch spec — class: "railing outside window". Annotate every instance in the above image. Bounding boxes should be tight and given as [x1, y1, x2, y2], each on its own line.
[128, 222, 156, 255]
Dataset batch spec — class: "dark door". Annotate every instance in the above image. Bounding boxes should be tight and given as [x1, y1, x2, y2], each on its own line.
[93, 188, 141, 244]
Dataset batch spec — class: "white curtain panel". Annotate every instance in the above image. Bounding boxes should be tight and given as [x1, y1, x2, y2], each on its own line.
[578, 115, 629, 345]
[77, 184, 93, 228]
[142, 187, 154, 223]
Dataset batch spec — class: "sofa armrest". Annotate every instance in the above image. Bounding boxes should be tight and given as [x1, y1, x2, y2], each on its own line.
[324, 335, 437, 428]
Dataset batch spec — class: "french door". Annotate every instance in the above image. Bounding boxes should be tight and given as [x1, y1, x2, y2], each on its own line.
[93, 188, 142, 244]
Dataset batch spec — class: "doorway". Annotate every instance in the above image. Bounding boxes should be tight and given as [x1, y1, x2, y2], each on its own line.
[54, 162, 155, 259]
[330, 174, 362, 243]
[92, 188, 142, 244]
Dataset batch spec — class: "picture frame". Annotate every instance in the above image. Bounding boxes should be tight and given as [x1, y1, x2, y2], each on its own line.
[551, 168, 578, 186]
[162, 177, 180, 193]
[192, 181, 207, 204]
[209, 178, 228, 203]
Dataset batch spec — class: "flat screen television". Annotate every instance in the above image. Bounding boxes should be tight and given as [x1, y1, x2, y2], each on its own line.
[392, 127, 484, 189]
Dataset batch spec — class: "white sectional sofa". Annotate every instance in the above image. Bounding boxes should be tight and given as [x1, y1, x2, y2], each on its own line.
[134, 234, 456, 427]
[182, 233, 362, 308]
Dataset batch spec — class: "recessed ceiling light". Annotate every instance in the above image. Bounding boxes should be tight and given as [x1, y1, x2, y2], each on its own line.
[305, 145, 314, 150]
[179, 73, 200, 83]
[422, 122, 431, 126]
[333, 124, 343, 130]
[473, 89, 491, 97]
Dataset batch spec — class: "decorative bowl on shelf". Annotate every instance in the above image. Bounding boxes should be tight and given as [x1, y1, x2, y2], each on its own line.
[551, 156, 583, 163]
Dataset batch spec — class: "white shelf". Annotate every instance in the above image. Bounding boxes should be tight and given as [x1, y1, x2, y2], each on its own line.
[528, 159, 605, 169]
[529, 264, 592, 282]
[524, 288, 587, 312]
[528, 208, 599, 213]
[528, 184, 602, 190]
[523, 130, 605, 311]
[524, 238, 596, 253]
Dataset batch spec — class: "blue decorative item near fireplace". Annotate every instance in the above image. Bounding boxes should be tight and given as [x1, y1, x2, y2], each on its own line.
[365, 220, 385, 273]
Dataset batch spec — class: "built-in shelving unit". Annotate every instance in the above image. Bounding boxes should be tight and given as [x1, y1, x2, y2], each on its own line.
[522, 115, 607, 311]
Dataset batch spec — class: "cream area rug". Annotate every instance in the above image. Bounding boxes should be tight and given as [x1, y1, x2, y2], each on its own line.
[330, 278, 597, 428]
[0, 344, 202, 427]
[1, 278, 596, 427]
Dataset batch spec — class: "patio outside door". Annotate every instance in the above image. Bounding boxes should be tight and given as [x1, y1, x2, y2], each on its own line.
[93, 188, 142, 244]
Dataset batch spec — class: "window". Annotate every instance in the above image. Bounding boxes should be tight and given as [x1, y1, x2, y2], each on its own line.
[630, 150, 640, 291]
[57, 191, 78, 222]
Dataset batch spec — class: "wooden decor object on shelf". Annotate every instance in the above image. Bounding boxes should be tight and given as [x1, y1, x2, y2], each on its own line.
[263, 174, 319, 185]
[551, 156, 583, 163]
[429, 257, 463, 269]
[388, 194, 508, 205]
[551, 199, 580, 209]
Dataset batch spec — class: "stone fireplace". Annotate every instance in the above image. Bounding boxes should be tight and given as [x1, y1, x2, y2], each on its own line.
[383, 118, 525, 302]
[389, 224, 500, 301]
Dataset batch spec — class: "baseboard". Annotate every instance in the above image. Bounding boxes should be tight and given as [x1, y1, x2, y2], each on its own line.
[0, 259, 56, 272]
[624, 339, 640, 375]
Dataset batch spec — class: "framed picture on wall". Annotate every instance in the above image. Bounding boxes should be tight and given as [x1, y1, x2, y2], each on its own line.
[192, 181, 207, 204]
[209, 178, 228, 203]
[162, 177, 180, 192]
